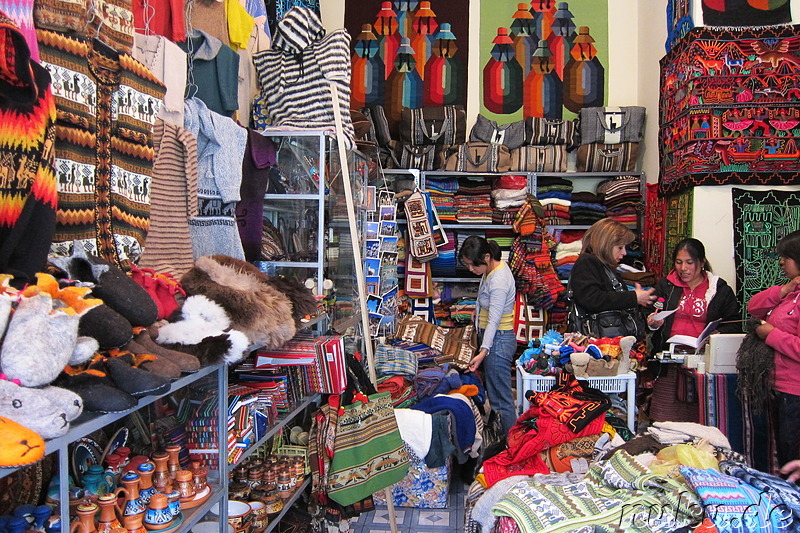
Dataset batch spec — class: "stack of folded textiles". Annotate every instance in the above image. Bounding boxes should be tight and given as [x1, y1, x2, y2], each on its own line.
[485, 228, 515, 258]
[554, 229, 584, 281]
[569, 191, 606, 225]
[537, 176, 573, 225]
[598, 175, 640, 226]
[456, 178, 493, 223]
[426, 177, 458, 222]
[548, 293, 568, 330]
[430, 231, 457, 277]
[491, 179, 527, 225]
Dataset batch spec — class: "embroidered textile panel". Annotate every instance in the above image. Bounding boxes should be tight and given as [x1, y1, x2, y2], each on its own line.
[478, 0, 608, 121]
[663, 188, 693, 277]
[732, 188, 800, 323]
[665, 0, 693, 53]
[644, 183, 667, 279]
[659, 25, 800, 196]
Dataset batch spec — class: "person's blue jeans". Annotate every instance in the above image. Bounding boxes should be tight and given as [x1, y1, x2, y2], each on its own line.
[480, 328, 518, 436]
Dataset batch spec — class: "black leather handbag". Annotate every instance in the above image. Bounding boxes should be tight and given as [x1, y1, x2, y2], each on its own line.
[566, 268, 645, 339]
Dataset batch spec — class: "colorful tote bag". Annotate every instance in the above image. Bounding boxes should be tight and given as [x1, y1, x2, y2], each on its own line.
[404, 190, 439, 262]
[326, 392, 409, 506]
[525, 117, 580, 149]
[576, 142, 640, 172]
[444, 142, 512, 172]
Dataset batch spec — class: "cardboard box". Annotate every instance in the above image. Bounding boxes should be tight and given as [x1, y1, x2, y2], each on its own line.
[704, 333, 745, 374]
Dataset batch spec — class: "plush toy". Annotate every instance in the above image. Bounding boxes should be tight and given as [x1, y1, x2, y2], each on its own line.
[0, 416, 45, 467]
[567, 351, 592, 378]
[180, 255, 299, 348]
[0, 379, 83, 439]
[154, 295, 250, 366]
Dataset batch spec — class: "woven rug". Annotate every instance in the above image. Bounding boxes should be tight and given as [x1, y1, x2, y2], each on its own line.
[732, 188, 800, 321]
[663, 188, 693, 276]
[644, 183, 667, 279]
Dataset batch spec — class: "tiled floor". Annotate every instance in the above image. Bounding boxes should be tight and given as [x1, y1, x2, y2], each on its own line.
[349, 478, 468, 533]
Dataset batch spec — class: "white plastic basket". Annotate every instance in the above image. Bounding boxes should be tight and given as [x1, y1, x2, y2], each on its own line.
[515, 364, 638, 432]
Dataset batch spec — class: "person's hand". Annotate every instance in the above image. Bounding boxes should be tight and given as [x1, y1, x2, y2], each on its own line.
[780, 459, 800, 482]
[647, 314, 664, 329]
[634, 283, 656, 306]
[469, 348, 488, 372]
[755, 321, 774, 340]
[780, 276, 800, 298]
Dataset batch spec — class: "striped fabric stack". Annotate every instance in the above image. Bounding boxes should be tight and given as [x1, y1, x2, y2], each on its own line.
[455, 179, 493, 223]
[554, 232, 584, 281]
[430, 231, 457, 277]
[426, 177, 458, 222]
[491, 181, 527, 225]
[537, 176, 573, 226]
[569, 191, 606, 226]
[598, 176, 641, 226]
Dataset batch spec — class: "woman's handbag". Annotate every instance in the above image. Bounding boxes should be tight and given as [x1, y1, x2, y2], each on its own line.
[326, 391, 410, 506]
[509, 145, 568, 172]
[525, 117, 580, 149]
[444, 142, 513, 172]
[576, 142, 640, 172]
[469, 114, 527, 150]
[566, 267, 645, 339]
[399, 105, 466, 147]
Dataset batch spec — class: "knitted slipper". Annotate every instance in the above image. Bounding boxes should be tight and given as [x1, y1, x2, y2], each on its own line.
[53, 373, 137, 413]
[78, 305, 134, 349]
[104, 354, 171, 397]
[131, 331, 200, 372]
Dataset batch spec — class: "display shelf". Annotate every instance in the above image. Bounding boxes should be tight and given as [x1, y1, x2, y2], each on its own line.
[547, 223, 637, 230]
[300, 313, 329, 329]
[432, 277, 480, 283]
[440, 223, 513, 229]
[263, 477, 311, 533]
[263, 194, 320, 201]
[180, 483, 226, 533]
[231, 394, 321, 467]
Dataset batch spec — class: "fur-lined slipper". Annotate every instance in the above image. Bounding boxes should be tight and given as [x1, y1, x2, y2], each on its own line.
[130, 331, 200, 372]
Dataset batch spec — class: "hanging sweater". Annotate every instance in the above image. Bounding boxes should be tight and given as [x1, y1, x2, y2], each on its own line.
[38, 29, 165, 269]
[178, 29, 240, 117]
[133, 33, 188, 127]
[0, 11, 57, 282]
[183, 98, 246, 261]
[252, 6, 354, 146]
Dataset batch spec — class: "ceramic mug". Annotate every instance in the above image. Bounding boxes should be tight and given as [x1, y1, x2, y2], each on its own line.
[225, 501, 251, 533]
[247, 502, 267, 533]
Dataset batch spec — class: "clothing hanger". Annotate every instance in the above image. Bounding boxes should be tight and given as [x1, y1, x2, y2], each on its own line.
[184, 0, 199, 100]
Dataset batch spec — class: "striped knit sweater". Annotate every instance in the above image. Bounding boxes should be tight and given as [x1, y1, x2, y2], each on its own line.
[251, 6, 354, 146]
[0, 10, 57, 281]
[37, 29, 165, 269]
[138, 119, 198, 277]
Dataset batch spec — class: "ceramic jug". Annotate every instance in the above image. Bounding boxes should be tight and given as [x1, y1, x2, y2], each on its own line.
[85, 465, 113, 498]
[121, 513, 145, 533]
[69, 503, 98, 533]
[174, 471, 194, 502]
[150, 453, 170, 493]
[142, 494, 172, 531]
[135, 463, 156, 505]
[115, 473, 145, 517]
[95, 494, 121, 533]
[165, 492, 180, 518]
[165, 445, 181, 481]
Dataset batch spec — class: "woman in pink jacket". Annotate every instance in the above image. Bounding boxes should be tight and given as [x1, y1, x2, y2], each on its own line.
[748, 229, 800, 467]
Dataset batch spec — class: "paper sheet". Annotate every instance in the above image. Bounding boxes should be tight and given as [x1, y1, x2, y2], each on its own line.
[651, 308, 677, 321]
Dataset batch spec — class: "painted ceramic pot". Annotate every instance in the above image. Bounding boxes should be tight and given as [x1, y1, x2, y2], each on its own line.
[96, 494, 121, 533]
[247, 502, 267, 533]
[142, 494, 172, 531]
[115, 473, 145, 517]
[136, 463, 156, 505]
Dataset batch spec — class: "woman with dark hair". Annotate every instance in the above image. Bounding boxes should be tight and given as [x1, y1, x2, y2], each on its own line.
[647, 238, 740, 353]
[646, 238, 740, 423]
[459, 235, 517, 435]
[569, 218, 655, 334]
[748, 229, 800, 466]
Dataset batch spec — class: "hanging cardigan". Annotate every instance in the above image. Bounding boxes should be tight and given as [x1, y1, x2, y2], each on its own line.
[252, 6, 354, 146]
[38, 29, 165, 269]
[0, 11, 57, 282]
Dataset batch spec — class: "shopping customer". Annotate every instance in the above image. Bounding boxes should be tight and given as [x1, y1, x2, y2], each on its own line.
[459, 235, 517, 435]
[748, 229, 800, 466]
[568, 218, 654, 338]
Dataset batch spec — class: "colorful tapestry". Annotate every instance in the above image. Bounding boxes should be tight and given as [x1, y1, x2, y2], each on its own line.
[479, 0, 608, 121]
[702, 0, 791, 27]
[644, 183, 667, 279]
[344, 0, 468, 124]
[732, 188, 800, 322]
[659, 25, 800, 196]
[694, 370, 744, 455]
[663, 189, 693, 276]
[666, 0, 693, 53]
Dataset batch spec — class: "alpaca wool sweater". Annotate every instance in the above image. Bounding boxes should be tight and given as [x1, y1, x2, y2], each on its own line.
[748, 284, 800, 397]
[252, 6, 354, 146]
[178, 29, 239, 117]
[0, 11, 57, 281]
[38, 29, 165, 269]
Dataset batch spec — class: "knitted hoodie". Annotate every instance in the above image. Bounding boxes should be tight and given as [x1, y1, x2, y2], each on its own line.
[252, 7, 354, 146]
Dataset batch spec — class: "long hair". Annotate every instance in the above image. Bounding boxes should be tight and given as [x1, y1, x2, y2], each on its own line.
[459, 235, 501, 266]
[777, 229, 800, 265]
[581, 218, 634, 267]
[673, 238, 712, 272]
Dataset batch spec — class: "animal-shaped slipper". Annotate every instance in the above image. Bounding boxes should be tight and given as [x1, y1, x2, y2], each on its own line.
[0, 416, 44, 467]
